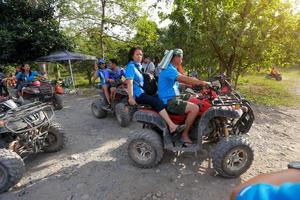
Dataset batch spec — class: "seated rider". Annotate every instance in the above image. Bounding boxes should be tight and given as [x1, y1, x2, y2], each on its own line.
[93, 59, 111, 109]
[158, 49, 210, 147]
[126, 46, 185, 135]
[15, 64, 39, 97]
[270, 67, 279, 76]
[108, 59, 124, 102]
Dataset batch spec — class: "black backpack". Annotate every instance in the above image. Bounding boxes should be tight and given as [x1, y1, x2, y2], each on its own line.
[134, 64, 157, 96]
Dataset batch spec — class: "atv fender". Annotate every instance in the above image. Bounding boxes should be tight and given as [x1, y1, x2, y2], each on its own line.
[133, 110, 167, 131]
[197, 107, 243, 145]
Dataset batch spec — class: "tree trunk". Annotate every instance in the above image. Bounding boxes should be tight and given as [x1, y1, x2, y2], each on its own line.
[100, 0, 106, 58]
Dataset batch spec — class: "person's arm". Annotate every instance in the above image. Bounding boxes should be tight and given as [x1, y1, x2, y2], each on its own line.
[176, 74, 208, 87]
[231, 169, 300, 200]
[15, 72, 21, 80]
[27, 71, 38, 81]
[92, 64, 99, 81]
[125, 64, 137, 105]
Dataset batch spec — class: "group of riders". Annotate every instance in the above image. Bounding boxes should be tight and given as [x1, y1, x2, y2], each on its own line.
[0, 64, 46, 98]
[94, 47, 210, 148]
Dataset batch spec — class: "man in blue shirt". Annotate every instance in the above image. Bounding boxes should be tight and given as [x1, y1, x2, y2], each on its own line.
[231, 162, 300, 200]
[158, 49, 210, 147]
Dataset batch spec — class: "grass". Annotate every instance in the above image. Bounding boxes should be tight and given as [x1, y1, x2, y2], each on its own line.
[237, 67, 300, 107]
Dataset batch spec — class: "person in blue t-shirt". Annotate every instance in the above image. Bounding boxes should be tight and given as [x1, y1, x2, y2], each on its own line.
[125, 46, 185, 135]
[108, 58, 124, 102]
[158, 49, 210, 147]
[15, 64, 39, 97]
[231, 162, 300, 200]
[93, 59, 111, 109]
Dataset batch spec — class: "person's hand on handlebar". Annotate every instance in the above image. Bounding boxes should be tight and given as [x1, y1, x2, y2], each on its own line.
[128, 97, 137, 106]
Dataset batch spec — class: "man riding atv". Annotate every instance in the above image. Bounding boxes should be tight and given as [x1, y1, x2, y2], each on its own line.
[266, 67, 282, 81]
[158, 48, 210, 147]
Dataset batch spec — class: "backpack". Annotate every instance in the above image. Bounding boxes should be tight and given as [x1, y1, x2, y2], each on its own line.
[134, 64, 157, 96]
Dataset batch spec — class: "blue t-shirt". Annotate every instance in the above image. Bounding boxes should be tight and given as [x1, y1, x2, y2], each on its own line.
[97, 69, 109, 86]
[158, 63, 180, 104]
[16, 71, 39, 82]
[125, 61, 144, 98]
[237, 183, 300, 200]
[109, 67, 124, 81]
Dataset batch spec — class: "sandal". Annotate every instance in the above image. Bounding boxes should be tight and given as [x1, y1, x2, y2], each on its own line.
[181, 141, 196, 148]
[169, 125, 186, 140]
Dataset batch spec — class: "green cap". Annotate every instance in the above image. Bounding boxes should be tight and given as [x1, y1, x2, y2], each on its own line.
[173, 48, 183, 57]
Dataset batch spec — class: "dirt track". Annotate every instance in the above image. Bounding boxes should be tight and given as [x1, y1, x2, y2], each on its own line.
[0, 93, 299, 200]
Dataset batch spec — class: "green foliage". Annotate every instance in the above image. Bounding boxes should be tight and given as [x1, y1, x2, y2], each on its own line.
[163, 0, 300, 85]
[0, 0, 72, 64]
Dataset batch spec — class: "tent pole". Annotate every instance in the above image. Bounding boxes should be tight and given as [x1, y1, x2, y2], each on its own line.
[68, 60, 76, 90]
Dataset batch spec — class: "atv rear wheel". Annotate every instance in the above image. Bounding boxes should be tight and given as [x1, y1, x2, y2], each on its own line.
[53, 94, 63, 110]
[212, 136, 254, 178]
[91, 99, 107, 118]
[128, 129, 163, 168]
[115, 102, 131, 127]
[43, 122, 65, 153]
[0, 149, 25, 193]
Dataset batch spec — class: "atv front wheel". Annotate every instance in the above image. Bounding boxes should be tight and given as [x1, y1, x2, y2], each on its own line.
[53, 94, 63, 110]
[43, 122, 65, 153]
[0, 149, 25, 193]
[212, 136, 254, 178]
[128, 129, 163, 168]
[91, 99, 107, 118]
[115, 102, 131, 127]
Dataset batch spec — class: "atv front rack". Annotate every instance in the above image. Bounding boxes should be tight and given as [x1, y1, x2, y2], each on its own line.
[2, 102, 54, 134]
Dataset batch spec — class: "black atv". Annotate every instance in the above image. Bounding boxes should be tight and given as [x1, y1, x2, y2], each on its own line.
[91, 83, 135, 127]
[0, 100, 65, 193]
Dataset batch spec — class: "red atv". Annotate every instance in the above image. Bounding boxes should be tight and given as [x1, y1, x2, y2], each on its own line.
[91, 82, 135, 127]
[18, 80, 64, 110]
[127, 78, 255, 178]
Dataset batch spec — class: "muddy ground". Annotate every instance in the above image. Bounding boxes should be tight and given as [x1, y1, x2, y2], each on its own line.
[0, 92, 299, 200]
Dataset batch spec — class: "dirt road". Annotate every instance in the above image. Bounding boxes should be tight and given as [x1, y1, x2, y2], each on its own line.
[0, 93, 299, 200]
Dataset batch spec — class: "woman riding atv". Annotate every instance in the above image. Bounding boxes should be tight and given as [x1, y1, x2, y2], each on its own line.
[15, 64, 40, 97]
[125, 46, 185, 135]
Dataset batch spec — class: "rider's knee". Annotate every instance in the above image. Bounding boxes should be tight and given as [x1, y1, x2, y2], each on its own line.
[186, 102, 198, 114]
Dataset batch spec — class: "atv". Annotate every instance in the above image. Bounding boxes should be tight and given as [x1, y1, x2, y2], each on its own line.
[17, 79, 64, 110]
[127, 82, 255, 178]
[265, 73, 282, 81]
[91, 82, 135, 127]
[0, 100, 65, 193]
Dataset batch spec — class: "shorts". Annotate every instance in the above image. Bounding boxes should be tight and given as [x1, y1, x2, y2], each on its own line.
[166, 94, 190, 115]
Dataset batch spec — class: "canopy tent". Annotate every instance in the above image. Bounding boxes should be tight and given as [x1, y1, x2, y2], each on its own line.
[36, 51, 97, 89]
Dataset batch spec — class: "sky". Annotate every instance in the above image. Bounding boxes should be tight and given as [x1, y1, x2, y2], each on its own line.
[144, 0, 173, 28]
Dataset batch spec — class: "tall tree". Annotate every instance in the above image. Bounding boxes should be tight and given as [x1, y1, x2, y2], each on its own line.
[164, 0, 300, 85]
[57, 0, 143, 58]
[0, 0, 72, 64]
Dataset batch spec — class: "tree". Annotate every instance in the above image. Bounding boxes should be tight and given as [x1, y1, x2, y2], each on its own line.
[56, 0, 143, 58]
[0, 0, 72, 64]
[163, 0, 300, 86]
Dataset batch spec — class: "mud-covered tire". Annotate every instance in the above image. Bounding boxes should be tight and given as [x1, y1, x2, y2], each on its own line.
[91, 99, 107, 118]
[128, 129, 163, 168]
[0, 149, 25, 193]
[212, 136, 254, 178]
[53, 94, 63, 110]
[115, 102, 131, 127]
[276, 75, 282, 81]
[43, 122, 65, 153]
